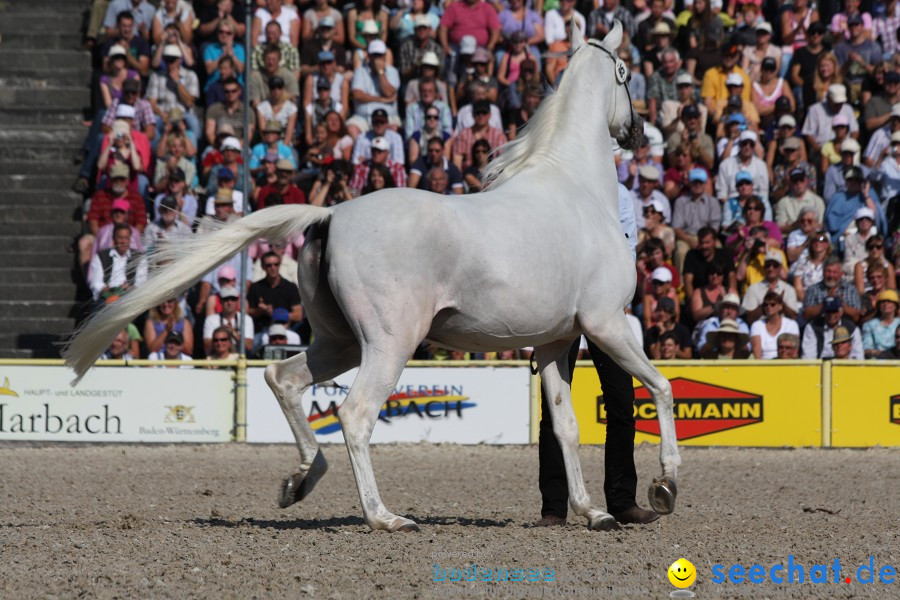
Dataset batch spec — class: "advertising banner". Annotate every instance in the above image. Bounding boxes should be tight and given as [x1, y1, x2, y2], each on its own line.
[568, 363, 822, 447]
[831, 362, 900, 447]
[0, 366, 233, 442]
[246, 367, 531, 444]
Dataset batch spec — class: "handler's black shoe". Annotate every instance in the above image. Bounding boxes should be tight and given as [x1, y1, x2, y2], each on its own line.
[534, 515, 567, 527]
[612, 506, 660, 525]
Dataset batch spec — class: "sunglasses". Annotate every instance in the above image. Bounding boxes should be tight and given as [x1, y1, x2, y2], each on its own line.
[868, 242, 884, 249]
[651, 280, 667, 285]
[740, 140, 755, 147]
[222, 296, 238, 301]
[263, 262, 280, 268]
[219, 30, 233, 35]
[213, 338, 230, 343]
[813, 235, 828, 242]
[764, 301, 780, 307]
[426, 114, 440, 120]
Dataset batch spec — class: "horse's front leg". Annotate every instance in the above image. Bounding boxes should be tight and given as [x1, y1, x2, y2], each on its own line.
[536, 341, 619, 531]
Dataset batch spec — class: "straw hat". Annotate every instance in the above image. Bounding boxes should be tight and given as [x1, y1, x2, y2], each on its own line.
[707, 319, 749, 347]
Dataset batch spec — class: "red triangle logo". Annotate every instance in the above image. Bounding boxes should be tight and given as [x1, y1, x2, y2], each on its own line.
[598, 377, 763, 440]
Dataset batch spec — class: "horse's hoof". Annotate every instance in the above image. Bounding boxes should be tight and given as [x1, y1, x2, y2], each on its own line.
[588, 517, 620, 531]
[648, 477, 677, 515]
[278, 450, 328, 509]
[398, 523, 421, 533]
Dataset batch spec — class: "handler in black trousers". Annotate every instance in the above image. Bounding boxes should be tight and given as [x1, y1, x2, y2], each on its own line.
[535, 182, 659, 527]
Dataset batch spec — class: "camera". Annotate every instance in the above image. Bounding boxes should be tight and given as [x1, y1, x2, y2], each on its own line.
[689, 131, 697, 140]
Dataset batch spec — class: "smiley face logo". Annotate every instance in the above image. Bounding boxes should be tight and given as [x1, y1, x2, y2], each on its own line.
[668, 558, 696, 588]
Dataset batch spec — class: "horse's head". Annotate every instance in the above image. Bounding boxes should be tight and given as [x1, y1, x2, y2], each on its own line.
[571, 21, 643, 150]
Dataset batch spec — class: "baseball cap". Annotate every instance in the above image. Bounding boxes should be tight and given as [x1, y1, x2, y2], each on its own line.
[886, 71, 900, 84]
[219, 286, 239, 299]
[735, 170, 753, 184]
[371, 136, 390, 151]
[761, 56, 777, 71]
[115, 103, 135, 119]
[638, 165, 659, 181]
[159, 195, 178, 211]
[676, 72, 694, 86]
[111, 198, 131, 212]
[217, 166, 235, 180]
[109, 163, 130, 179]
[122, 79, 140, 93]
[727, 94, 743, 109]
[725, 73, 744, 87]
[413, 14, 431, 28]
[756, 21, 773, 34]
[268, 75, 286, 89]
[682, 104, 700, 119]
[823, 296, 843, 313]
[764, 250, 783, 265]
[472, 99, 491, 114]
[778, 114, 796, 128]
[168, 167, 185, 182]
[844, 165, 864, 180]
[268, 324, 288, 338]
[855, 207, 875, 221]
[651, 266, 673, 283]
[789, 166, 806, 179]
[832, 114, 850, 127]
[318, 15, 335, 28]
[827, 84, 847, 103]
[276, 159, 294, 171]
[218, 265, 237, 281]
[165, 331, 184, 345]
[220, 136, 241, 151]
[847, 13, 863, 25]
[361, 19, 379, 35]
[317, 50, 335, 62]
[472, 48, 491, 64]
[421, 51, 441, 67]
[739, 130, 758, 144]
[689, 168, 708, 183]
[460, 35, 477, 55]
[656, 296, 676, 312]
[648, 199, 667, 213]
[316, 77, 331, 90]
[782, 136, 802, 151]
[841, 138, 861, 153]
[775, 96, 792, 112]
[371, 108, 388, 122]
[162, 44, 182, 58]
[808, 21, 826, 35]
[272, 307, 290, 323]
[727, 113, 747, 125]
[367, 39, 387, 55]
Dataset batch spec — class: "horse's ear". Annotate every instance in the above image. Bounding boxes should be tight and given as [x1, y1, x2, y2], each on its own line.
[570, 16, 585, 51]
[603, 20, 623, 52]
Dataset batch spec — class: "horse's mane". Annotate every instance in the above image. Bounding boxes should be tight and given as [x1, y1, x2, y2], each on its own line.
[479, 83, 568, 191]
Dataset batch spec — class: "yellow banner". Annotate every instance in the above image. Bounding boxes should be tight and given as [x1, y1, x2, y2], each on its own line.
[831, 362, 900, 447]
[568, 363, 822, 447]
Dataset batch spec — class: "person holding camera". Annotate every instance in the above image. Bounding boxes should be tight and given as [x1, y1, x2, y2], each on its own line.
[665, 103, 714, 170]
[309, 159, 354, 206]
[147, 44, 200, 150]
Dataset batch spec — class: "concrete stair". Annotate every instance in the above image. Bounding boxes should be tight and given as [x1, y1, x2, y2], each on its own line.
[0, 1, 91, 357]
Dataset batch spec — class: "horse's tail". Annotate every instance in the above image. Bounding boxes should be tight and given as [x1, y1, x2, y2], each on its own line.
[63, 204, 332, 383]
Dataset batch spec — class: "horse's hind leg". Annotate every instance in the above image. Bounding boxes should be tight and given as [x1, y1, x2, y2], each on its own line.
[535, 339, 619, 531]
[265, 335, 361, 508]
[582, 312, 680, 515]
[339, 344, 419, 532]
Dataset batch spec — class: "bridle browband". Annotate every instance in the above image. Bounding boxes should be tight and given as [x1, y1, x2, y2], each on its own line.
[581, 38, 643, 149]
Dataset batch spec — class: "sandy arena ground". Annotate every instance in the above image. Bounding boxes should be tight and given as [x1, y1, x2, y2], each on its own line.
[1, 443, 897, 599]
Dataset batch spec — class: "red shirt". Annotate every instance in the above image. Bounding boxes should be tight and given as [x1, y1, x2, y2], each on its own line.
[87, 189, 148, 230]
[440, 0, 500, 47]
[257, 184, 307, 209]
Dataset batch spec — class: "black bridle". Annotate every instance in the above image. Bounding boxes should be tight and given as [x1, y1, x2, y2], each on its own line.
[582, 38, 644, 150]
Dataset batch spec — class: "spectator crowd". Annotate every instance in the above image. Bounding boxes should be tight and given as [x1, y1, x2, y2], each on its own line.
[76, 0, 899, 362]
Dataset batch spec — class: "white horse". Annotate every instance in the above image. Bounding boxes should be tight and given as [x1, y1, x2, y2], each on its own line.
[65, 21, 679, 533]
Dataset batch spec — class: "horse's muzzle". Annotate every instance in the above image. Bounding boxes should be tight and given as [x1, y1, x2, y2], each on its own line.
[618, 115, 645, 151]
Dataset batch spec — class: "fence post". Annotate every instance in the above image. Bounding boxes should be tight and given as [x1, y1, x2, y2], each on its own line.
[821, 360, 832, 448]
[234, 356, 248, 442]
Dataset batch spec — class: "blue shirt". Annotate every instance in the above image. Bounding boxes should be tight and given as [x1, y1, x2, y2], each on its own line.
[202, 43, 246, 92]
[249, 142, 296, 170]
[618, 183, 637, 261]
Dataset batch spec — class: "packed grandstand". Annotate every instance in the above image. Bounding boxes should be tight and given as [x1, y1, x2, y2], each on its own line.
[71, 0, 899, 362]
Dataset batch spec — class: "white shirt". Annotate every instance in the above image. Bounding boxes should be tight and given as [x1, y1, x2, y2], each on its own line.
[750, 317, 799, 359]
[148, 351, 193, 367]
[204, 312, 255, 343]
[260, 329, 302, 345]
[88, 248, 148, 299]
[255, 6, 299, 44]
[632, 189, 671, 227]
[454, 103, 504, 134]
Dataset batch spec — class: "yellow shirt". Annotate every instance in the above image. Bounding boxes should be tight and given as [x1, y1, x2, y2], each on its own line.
[701, 66, 752, 105]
